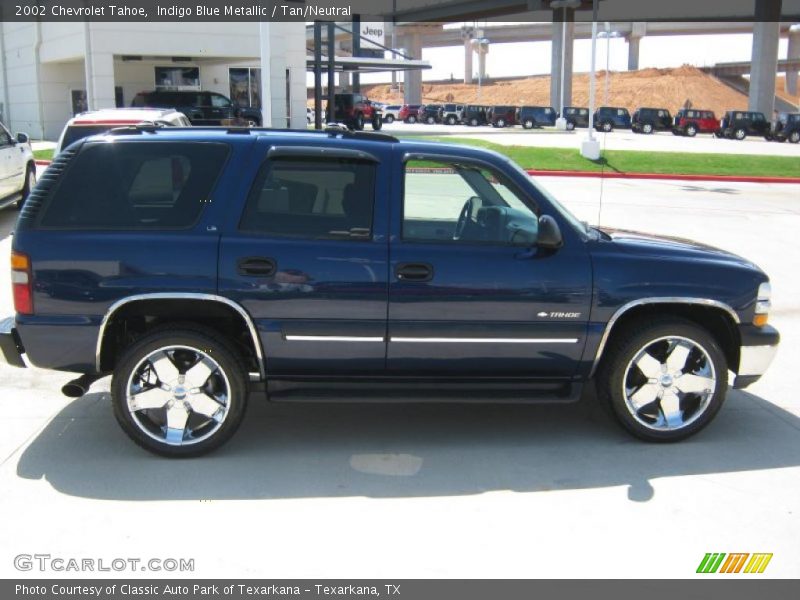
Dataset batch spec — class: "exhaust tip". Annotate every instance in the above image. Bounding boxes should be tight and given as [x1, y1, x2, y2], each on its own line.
[61, 382, 87, 398]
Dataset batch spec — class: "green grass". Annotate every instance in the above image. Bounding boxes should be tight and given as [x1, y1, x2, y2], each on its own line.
[408, 137, 800, 178]
[34, 148, 54, 161]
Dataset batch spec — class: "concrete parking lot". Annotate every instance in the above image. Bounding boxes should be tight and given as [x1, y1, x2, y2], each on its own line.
[382, 121, 800, 157]
[0, 173, 798, 578]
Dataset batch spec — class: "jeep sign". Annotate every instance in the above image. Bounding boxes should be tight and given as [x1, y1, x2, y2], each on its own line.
[360, 22, 385, 50]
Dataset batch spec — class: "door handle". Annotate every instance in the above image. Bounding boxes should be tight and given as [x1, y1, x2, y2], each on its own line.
[237, 257, 277, 277]
[396, 262, 433, 282]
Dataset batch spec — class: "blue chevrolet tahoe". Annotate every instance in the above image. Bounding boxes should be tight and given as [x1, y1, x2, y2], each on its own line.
[0, 126, 779, 456]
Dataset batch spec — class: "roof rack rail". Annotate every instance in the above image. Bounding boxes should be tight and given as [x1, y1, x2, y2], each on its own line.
[105, 124, 399, 143]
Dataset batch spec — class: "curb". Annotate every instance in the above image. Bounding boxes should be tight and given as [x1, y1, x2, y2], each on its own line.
[526, 169, 800, 184]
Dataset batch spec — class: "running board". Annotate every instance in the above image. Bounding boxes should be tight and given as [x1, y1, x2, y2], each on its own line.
[265, 378, 583, 404]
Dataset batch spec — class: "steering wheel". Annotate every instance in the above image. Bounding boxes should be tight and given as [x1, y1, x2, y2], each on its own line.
[453, 196, 479, 241]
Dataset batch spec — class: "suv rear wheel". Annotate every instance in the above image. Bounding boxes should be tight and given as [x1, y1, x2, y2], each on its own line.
[733, 127, 747, 140]
[469, 117, 479, 126]
[15, 165, 36, 210]
[685, 124, 697, 137]
[371, 115, 383, 131]
[566, 121, 575, 131]
[446, 115, 457, 125]
[384, 114, 395, 124]
[789, 130, 800, 144]
[522, 119, 534, 129]
[111, 326, 248, 457]
[601, 121, 613, 132]
[496, 118, 506, 128]
[598, 318, 727, 442]
[642, 123, 654, 134]
[354, 113, 365, 131]
[425, 115, 435, 124]
[406, 115, 417, 124]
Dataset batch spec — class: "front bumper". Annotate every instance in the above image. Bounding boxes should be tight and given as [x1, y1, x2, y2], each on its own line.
[734, 324, 779, 389]
[0, 316, 26, 368]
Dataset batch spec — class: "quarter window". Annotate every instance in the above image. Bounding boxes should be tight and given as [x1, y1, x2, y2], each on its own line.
[39, 142, 228, 229]
[240, 157, 376, 241]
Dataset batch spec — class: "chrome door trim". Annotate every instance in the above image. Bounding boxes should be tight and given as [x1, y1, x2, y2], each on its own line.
[390, 337, 579, 344]
[96, 293, 265, 379]
[284, 335, 385, 342]
[589, 297, 740, 377]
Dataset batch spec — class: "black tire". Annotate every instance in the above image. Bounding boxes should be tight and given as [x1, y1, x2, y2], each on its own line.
[789, 131, 800, 144]
[522, 119, 534, 129]
[371, 115, 382, 131]
[446, 116, 457, 125]
[733, 127, 746, 140]
[425, 116, 435, 124]
[642, 123, 654, 134]
[566, 121, 575, 131]
[469, 117, 478, 127]
[111, 325, 248, 457]
[496, 118, 506, 128]
[685, 124, 697, 137]
[601, 121, 613, 132]
[354, 113, 365, 131]
[406, 115, 417, 124]
[597, 317, 728, 442]
[16, 164, 36, 210]
[384, 114, 394, 124]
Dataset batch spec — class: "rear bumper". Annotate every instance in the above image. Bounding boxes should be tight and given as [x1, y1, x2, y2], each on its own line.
[734, 324, 779, 389]
[0, 316, 26, 368]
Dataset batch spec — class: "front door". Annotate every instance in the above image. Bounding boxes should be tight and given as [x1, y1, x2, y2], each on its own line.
[387, 153, 591, 378]
[218, 140, 390, 376]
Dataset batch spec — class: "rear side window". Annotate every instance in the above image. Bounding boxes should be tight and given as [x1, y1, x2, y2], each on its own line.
[239, 157, 376, 241]
[39, 142, 228, 229]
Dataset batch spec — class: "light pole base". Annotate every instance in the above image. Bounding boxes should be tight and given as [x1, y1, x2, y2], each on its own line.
[580, 138, 601, 160]
[555, 117, 568, 130]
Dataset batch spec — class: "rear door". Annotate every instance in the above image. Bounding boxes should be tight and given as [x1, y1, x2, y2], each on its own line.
[218, 140, 390, 376]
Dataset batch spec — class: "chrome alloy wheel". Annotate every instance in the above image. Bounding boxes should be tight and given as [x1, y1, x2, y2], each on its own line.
[622, 336, 716, 431]
[126, 345, 231, 446]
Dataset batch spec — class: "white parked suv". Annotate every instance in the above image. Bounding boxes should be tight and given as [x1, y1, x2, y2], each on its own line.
[382, 105, 402, 123]
[54, 108, 191, 156]
[0, 121, 35, 211]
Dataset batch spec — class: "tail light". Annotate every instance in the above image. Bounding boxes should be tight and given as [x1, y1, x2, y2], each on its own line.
[11, 251, 33, 315]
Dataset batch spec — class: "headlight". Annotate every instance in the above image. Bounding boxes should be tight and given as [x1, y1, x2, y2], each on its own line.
[753, 281, 771, 327]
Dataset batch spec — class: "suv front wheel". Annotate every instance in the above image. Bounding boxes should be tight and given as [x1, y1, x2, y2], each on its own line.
[733, 127, 747, 140]
[601, 121, 613, 132]
[111, 326, 248, 457]
[642, 123, 654, 134]
[598, 318, 727, 442]
[685, 124, 697, 137]
[789, 131, 800, 144]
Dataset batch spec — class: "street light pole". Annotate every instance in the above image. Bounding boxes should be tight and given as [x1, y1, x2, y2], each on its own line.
[580, 0, 601, 159]
[604, 23, 611, 105]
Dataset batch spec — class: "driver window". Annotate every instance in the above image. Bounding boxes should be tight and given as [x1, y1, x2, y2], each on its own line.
[403, 159, 539, 246]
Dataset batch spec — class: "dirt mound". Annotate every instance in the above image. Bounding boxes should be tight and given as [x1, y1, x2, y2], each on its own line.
[359, 65, 754, 116]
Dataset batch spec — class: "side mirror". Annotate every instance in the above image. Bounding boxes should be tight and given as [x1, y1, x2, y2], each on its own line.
[537, 215, 563, 249]
[16, 132, 29, 144]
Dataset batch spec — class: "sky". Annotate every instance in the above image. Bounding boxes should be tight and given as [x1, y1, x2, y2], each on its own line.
[346, 32, 790, 85]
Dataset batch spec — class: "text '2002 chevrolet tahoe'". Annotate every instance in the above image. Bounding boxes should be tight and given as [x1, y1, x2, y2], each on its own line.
[0, 126, 779, 456]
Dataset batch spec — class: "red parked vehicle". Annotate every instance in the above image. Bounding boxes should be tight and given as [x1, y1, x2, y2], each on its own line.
[672, 109, 720, 137]
[488, 105, 519, 128]
[398, 104, 422, 124]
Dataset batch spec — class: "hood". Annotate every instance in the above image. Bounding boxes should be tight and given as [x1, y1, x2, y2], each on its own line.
[599, 227, 758, 268]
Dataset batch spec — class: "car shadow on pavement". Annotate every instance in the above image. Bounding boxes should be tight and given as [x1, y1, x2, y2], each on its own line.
[0, 208, 19, 240]
[15, 384, 800, 503]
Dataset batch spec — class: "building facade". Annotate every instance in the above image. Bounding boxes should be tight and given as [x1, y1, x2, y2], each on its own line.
[0, 21, 308, 140]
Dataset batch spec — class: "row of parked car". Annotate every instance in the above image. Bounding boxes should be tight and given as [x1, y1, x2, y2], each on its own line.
[375, 100, 800, 143]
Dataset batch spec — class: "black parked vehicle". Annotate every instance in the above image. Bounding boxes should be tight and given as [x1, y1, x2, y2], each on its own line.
[1, 127, 779, 456]
[561, 106, 590, 130]
[488, 106, 519, 128]
[462, 105, 489, 126]
[716, 111, 770, 140]
[439, 104, 465, 125]
[131, 90, 259, 126]
[594, 106, 632, 132]
[519, 106, 557, 129]
[631, 107, 672, 134]
[771, 112, 800, 143]
[419, 104, 443, 125]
